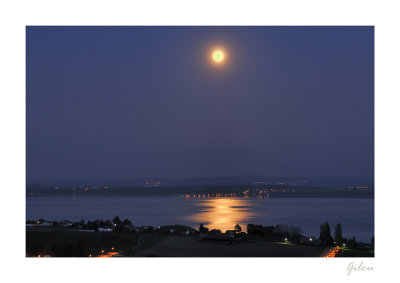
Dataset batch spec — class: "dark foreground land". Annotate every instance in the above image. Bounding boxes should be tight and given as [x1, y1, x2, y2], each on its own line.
[336, 247, 374, 257]
[27, 225, 374, 257]
[133, 235, 325, 257]
[26, 227, 139, 257]
[27, 227, 329, 257]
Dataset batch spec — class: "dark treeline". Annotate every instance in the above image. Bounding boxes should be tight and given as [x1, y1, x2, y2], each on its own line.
[28, 217, 373, 247]
[319, 221, 373, 249]
[27, 217, 198, 235]
[247, 224, 303, 239]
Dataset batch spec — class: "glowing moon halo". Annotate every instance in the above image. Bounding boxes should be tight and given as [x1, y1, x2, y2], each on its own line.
[212, 50, 225, 63]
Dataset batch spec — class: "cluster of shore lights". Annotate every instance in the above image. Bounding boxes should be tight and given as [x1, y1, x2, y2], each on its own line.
[181, 193, 272, 199]
[182, 193, 240, 199]
[347, 186, 371, 189]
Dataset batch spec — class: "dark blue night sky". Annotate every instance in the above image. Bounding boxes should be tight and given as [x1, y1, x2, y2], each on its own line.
[26, 26, 374, 181]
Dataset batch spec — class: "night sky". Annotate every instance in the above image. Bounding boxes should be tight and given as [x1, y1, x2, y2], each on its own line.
[26, 26, 374, 181]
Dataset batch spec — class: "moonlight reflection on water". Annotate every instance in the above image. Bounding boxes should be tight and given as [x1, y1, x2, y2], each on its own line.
[187, 198, 256, 232]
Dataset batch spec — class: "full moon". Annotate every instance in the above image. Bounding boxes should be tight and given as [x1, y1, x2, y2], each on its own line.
[212, 50, 225, 63]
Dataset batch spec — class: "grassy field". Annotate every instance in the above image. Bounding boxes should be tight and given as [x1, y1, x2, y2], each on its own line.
[337, 247, 374, 257]
[133, 235, 325, 257]
[26, 227, 139, 256]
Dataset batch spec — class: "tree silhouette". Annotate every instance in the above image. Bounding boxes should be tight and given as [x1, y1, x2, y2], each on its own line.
[319, 222, 334, 246]
[199, 223, 209, 233]
[235, 224, 242, 233]
[113, 216, 122, 225]
[348, 236, 357, 248]
[334, 223, 343, 245]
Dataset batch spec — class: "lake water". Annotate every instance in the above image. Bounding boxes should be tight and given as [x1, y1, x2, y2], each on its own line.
[26, 196, 374, 242]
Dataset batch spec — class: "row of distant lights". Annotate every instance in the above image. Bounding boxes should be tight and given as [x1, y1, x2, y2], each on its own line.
[347, 186, 371, 189]
[283, 238, 315, 242]
[284, 237, 345, 248]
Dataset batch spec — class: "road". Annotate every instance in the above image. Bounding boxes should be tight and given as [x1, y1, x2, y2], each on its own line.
[322, 246, 340, 257]
[97, 251, 120, 258]
[131, 235, 144, 252]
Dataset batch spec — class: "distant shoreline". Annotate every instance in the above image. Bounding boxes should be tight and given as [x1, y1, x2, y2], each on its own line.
[26, 184, 374, 198]
[26, 193, 374, 198]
